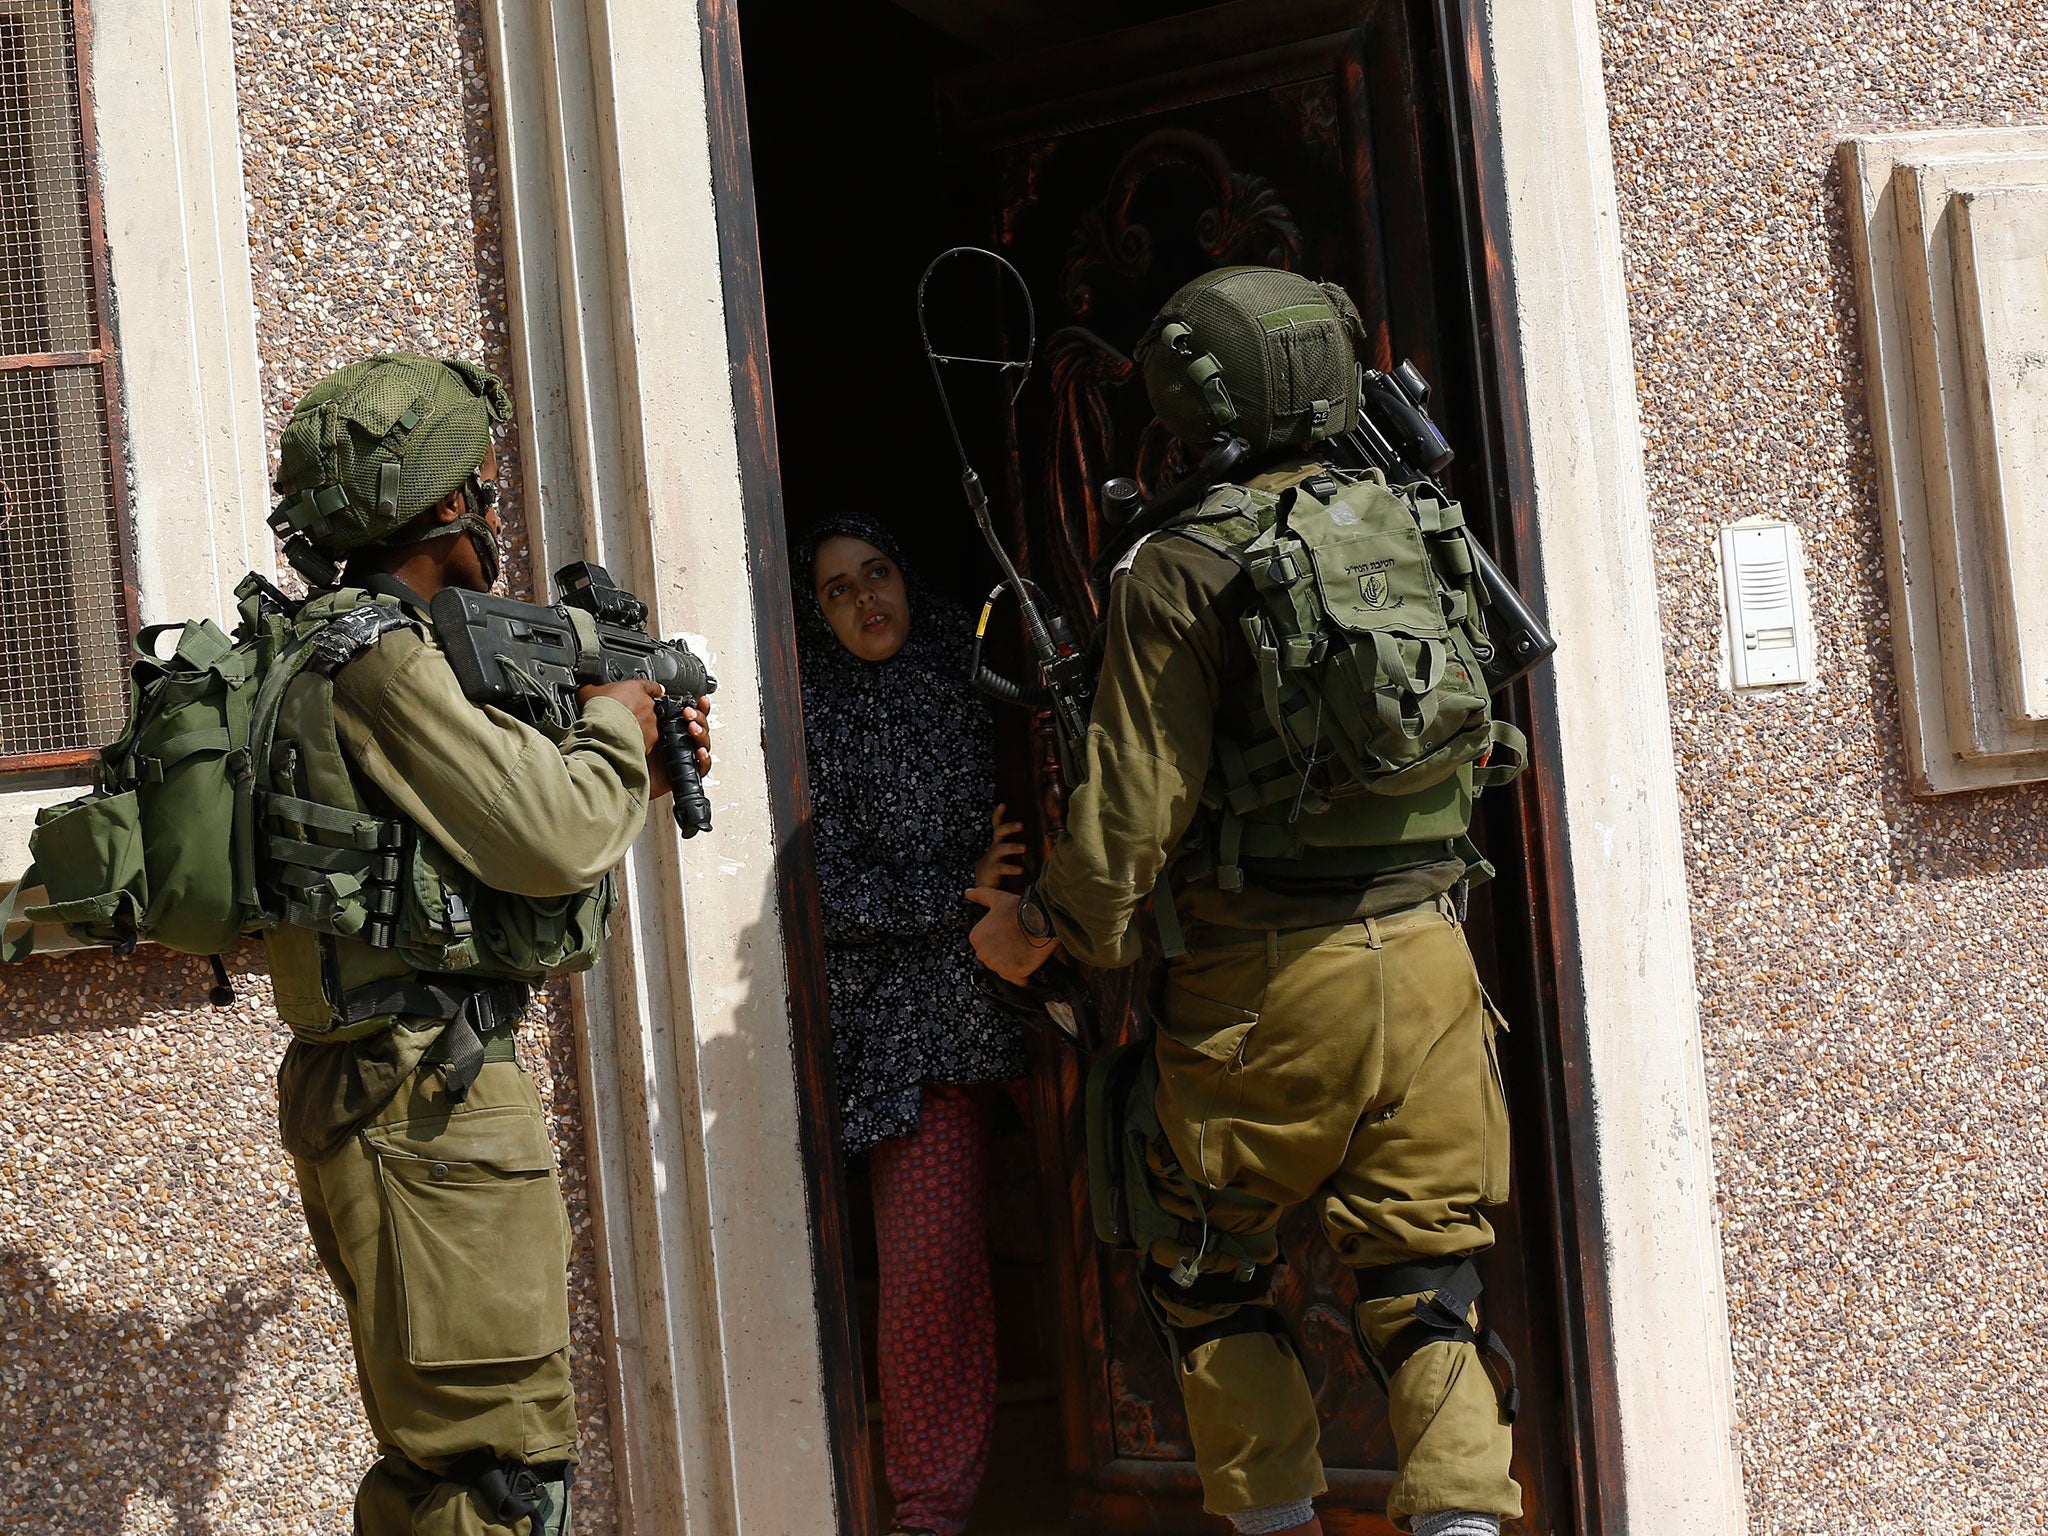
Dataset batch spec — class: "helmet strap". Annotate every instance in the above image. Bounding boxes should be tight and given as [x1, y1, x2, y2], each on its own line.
[282, 536, 340, 590]
[448, 512, 501, 591]
[455, 474, 502, 590]
[373, 474, 501, 589]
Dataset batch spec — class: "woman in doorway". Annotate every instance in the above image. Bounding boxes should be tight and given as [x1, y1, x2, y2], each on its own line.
[795, 513, 1027, 1536]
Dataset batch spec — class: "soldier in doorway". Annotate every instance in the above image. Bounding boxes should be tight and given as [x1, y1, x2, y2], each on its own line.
[262, 354, 708, 1535]
[968, 270, 1525, 1536]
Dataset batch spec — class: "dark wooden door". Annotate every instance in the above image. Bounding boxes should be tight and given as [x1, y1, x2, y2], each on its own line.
[936, 5, 1580, 1532]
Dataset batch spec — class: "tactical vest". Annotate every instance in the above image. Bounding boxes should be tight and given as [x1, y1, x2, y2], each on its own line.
[254, 585, 616, 1043]
[1141, 466, 1527, 896]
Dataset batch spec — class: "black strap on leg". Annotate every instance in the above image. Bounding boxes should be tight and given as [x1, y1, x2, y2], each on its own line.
[1141, 1257, 1278, 1309]
[1171, 1304, 1294, 1359]
[1136, 1257, 1296, 1373]
[1353, 1256, 1520, 1423]
[460, 1455, 570, 1535]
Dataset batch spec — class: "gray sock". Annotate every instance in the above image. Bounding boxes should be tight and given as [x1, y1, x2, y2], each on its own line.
[1229, 1497, 1317, 1534]
[1412, 1514, 1499, 1536]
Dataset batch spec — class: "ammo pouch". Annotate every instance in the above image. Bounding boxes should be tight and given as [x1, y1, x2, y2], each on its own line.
[1084, 1037, 1270, 1283]
[1089, 1039, 1291, 1371]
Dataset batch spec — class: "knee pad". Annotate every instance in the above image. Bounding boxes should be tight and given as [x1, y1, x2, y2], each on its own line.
[1351, 1256, 1519, 1422]
[461, 1456, 573, 1536]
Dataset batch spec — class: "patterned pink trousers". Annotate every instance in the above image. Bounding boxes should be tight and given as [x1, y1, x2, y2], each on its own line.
[869, 1083, 1004, 1536]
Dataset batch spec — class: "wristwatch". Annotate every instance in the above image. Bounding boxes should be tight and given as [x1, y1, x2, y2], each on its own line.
[1017, 882, 1056, 944]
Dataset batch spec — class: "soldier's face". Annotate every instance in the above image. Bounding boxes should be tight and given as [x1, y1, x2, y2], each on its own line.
[813, 535, 910, 663]
[444, 445, 502, 593]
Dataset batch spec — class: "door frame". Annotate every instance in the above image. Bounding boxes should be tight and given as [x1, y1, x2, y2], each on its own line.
[474, 0, 1748, 1529]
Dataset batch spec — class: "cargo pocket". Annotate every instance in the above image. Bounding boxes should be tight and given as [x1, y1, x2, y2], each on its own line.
[1159, 981, 1259, 1066]
[1156, 960, 1263, 1187]
[367, 1104, 571, 1369]
[1479, 993, 1512, 1207]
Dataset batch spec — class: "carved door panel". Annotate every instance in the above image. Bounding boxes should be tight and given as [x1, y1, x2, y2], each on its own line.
[940, 5, 1573, 1533]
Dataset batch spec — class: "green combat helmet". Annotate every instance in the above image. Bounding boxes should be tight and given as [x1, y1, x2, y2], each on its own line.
[269, 353, 512, 589]
[1135, 266, 1364, 455]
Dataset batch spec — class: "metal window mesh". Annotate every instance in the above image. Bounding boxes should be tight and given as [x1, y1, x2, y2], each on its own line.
[0, 0, 130, 763]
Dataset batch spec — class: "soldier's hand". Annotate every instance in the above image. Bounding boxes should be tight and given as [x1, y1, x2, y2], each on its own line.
[579, 679, 663, 754]
[684, 695, 712, 777]
[965, 886, 1059, 985]
[972, 803, 1026, 890]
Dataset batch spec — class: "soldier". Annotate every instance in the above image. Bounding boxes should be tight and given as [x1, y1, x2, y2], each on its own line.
[262, 354, 707, 1535]
[968, 270, 1525, 1536]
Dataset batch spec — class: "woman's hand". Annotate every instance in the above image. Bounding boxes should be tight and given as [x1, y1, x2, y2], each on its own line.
[972, 803, 1026, 890]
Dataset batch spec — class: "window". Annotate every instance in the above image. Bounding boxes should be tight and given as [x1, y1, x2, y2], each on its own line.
[0, 0, 131, 769]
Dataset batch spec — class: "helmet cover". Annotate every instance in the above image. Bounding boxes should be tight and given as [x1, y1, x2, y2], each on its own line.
[1135, 267, 1365, 455]
[270, 354, 511, 562]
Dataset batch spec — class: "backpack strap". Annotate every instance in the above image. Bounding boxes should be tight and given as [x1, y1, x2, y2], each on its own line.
[245, 597, 423, 946]
[1473, 720, 1528, 791]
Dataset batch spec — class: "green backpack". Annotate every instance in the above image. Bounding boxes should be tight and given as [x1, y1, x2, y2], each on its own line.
[1158, 465, 1527, 894]
[0, 574, 288, 967]
[2, 572, 616, 1016]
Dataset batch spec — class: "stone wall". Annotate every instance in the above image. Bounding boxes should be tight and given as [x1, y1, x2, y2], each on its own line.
[1598, 2, 2048, 1530]
[0, 0, 618, 1528]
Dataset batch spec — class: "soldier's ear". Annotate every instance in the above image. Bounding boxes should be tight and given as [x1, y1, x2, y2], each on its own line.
[431, 490, 466, 524]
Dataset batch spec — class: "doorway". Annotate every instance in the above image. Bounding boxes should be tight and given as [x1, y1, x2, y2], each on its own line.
[738, 6, 1069, 1533]
[731, 2, 1595, 1532]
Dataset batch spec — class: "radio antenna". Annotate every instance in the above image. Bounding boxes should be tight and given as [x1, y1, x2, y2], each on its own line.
[916, 247, 1091, 753]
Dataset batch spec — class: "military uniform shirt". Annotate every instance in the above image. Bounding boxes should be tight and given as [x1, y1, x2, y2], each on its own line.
[272, 623, 649, 1161]
[1035, 462, 1462, 968]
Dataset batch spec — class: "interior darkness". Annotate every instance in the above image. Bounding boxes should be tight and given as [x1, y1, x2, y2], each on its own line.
[744, 4, 990, 605]
[740, 6, 1062, 1531]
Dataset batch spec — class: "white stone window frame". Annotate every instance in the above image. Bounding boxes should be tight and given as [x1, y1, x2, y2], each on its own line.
[1841, 127, 2048, 794]
[0, 0, 270, 884]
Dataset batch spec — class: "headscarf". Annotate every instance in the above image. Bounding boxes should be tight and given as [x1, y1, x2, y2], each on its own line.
[792, 514, 990, 894]
[792, 512, 1018, 1154]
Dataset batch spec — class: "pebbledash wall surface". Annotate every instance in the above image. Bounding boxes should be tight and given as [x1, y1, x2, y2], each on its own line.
[4, 2, 2048, 1536]
[1599, 0, 2048, 1530]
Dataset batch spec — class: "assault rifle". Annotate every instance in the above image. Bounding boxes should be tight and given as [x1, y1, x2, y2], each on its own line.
[431, 561, 716, 837]
[919, 245, 1096, 1044]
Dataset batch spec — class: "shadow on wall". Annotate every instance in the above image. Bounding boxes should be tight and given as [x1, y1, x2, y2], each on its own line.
[0, 1248, 295, 1535]
[1818, 158, 2048, 889]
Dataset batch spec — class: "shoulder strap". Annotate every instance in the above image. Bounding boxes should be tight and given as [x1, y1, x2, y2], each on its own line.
[359, 571, 433, 616]
[239, 597, 418, 922]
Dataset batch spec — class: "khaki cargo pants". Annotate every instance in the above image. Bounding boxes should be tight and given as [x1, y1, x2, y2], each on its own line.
[1144, 898, 1521, 1530]
[295, 1059, 578, 1535]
